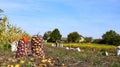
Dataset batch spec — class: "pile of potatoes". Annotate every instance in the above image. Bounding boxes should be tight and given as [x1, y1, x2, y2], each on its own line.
[31, 35, 45, 57]
[16, 38, 29, 57]
[16, 34, 45, 58]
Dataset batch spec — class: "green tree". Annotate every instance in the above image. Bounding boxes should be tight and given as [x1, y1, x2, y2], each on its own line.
[102, 30, 120, 45]
[0, 9, 4, 13]
[43, 31, 51, 41]
[49, 28, 62, 42]
[112, 35, 120, 46]
[85, 37, 93, 43]
[92, 39, 105, 44]
[67, 32, 81, 43]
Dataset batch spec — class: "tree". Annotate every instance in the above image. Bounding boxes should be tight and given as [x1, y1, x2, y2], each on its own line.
[102, 30, 120, 45]
[0, 9, 4, 13]
[112, 35, 120, 46]
[84, 37, 93, 43]
[67, 32, 81, 43]
[92, 39, 105, 44]
[49, 28, 62, 42]
[43, 31, 51, 41]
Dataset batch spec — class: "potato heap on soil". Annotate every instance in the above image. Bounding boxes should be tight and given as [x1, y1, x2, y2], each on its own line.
[16, 37, 30, 57]
[31, 35, 45, 58]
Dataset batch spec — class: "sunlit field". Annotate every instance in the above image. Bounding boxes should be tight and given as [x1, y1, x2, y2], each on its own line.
[64, 43, 116, 52]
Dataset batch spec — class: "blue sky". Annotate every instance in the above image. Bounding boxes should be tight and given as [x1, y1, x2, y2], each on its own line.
[0, 0, 120, 38]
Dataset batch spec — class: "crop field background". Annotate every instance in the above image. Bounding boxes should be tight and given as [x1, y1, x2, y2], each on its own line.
[64, 43, 116, 53]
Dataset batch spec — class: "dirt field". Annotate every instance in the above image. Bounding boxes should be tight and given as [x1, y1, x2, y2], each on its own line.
[0, 43, 120, 67]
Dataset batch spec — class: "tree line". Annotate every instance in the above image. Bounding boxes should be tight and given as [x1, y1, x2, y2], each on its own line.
[43, 28, 120, 46]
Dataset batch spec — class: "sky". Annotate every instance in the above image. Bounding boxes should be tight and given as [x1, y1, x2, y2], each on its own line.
[0, 0, 120, 39]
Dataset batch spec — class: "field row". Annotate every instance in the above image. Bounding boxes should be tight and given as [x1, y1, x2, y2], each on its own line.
[45, 43, 117, 52]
